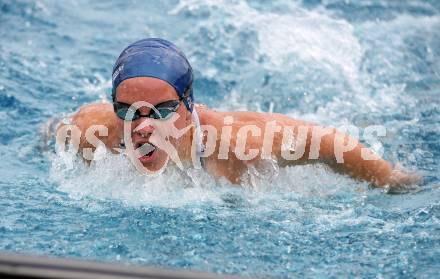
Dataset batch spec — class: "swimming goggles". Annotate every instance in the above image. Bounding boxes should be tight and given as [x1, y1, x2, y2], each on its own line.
[113, 100, 180, 121]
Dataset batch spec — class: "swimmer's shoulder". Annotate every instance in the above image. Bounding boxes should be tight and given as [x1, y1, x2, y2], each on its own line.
[196, 104, 313, 128]
[72, 102, 118, 127]
[57, 102, 121, 154]
[75, 102, 114, 117]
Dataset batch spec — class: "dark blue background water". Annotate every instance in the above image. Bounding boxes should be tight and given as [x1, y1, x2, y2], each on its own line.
[1, 0, 439, 278]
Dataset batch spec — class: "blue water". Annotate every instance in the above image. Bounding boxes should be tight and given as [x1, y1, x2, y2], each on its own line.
[1, 0, 440, 278]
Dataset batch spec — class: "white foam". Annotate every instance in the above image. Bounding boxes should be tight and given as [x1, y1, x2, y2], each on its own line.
[49, 147, 366, 209]
[49, 149, 228, 208]
[172, 0, 363, 90]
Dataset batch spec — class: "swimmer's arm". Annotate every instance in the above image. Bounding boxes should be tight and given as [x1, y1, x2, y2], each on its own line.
[315, 128, 420, 189]
[274, 122, 419, 189]
[56, 103, 122, 160]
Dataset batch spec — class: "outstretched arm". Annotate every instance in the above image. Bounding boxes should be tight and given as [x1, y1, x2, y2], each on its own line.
[311, 126, 420, 190]
[272, 117, 420, 190]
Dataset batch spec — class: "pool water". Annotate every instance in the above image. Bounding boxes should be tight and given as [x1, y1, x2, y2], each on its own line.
[1, 0, 440, 277]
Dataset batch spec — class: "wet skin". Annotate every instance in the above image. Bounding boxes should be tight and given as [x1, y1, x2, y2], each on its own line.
[60, 77, 420, 190]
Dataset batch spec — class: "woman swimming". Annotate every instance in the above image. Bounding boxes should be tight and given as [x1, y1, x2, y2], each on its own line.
[57, 38, 420, 191]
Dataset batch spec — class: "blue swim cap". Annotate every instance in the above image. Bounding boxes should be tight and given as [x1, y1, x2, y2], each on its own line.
[112, 38, 194, 111]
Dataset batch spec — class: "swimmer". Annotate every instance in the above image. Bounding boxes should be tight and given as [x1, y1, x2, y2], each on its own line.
[58, 38, 420, 191]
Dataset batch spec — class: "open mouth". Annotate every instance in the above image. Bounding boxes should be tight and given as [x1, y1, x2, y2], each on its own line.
[136, 142, 157, 162]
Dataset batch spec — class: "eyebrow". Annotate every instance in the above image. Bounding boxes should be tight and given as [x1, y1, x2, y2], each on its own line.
[115, 100, 179, 109]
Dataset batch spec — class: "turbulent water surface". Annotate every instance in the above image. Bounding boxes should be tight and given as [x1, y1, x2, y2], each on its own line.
[1, 0, 440, 278]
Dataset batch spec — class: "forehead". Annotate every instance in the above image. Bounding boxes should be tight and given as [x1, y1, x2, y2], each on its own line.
[115, 77, 178, 103]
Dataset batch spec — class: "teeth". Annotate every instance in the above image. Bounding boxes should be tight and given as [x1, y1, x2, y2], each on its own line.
[138, 143, 156, 156]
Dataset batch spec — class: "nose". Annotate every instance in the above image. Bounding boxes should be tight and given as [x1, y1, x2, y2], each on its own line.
[133, 118, 155, 136]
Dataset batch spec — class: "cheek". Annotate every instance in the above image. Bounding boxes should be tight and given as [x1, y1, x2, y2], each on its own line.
[116, 119, 124, 129]
[175, 108, 190, 129]
[130, 121, 137, 132]
[175, 112, 192, 145]
[114, 118, 131, 138]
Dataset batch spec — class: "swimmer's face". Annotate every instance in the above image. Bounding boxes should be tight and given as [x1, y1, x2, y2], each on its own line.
[115, 77, 191, 172]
